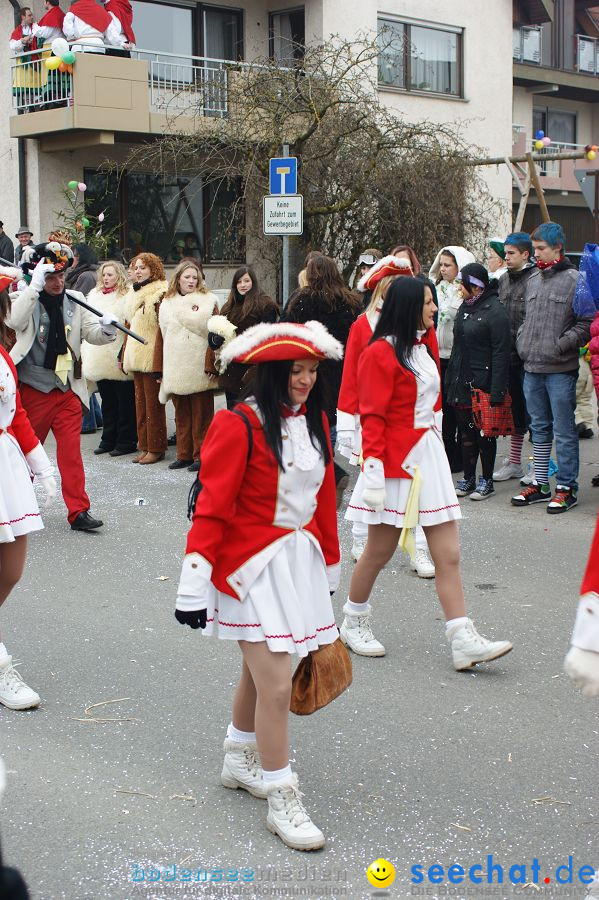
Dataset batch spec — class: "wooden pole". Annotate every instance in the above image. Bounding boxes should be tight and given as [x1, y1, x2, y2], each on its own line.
[525, 152, 550, 223]
[513, 166, 532, 231]
[464, 149, 588, 167]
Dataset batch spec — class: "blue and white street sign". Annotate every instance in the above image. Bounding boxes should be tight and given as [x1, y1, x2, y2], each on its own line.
[269, 157, 298, 196]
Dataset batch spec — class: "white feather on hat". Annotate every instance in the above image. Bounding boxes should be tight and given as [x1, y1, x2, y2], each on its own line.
[219, 320, 344, 370]
[357, 254, 413, 292]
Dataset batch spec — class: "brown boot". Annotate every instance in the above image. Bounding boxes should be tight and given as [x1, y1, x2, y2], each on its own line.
[132, 452, 147, 464]
[139, 452, 165, 465]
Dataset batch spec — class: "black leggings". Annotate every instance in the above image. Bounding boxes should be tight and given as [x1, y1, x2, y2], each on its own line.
[454, 407, 497, 481]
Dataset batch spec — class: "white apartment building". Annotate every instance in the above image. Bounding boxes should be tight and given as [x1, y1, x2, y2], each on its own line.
[0, 0, 526, 288]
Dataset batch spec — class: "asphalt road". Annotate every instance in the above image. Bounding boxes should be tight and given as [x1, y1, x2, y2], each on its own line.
[1, 406, 599, 900]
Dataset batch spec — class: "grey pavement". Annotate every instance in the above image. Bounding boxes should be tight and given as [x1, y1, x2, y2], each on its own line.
[1, 412, 599, 900]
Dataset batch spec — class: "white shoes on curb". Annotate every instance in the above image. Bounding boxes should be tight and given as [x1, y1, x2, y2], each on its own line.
[447, 619, 513, 671]
[340, 611, 386, 657]
[221, 739, 267, 798]
[493, 459, 524, 481]
[266, 774, 325, 851]
[410, 547, 436, 578]
[0, 657, 40, 710]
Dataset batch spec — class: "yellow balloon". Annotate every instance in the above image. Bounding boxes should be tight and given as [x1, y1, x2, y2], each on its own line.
[534, 139, 544, 150]
[45, 56, 61, 70]
[587, 150, 597, 161]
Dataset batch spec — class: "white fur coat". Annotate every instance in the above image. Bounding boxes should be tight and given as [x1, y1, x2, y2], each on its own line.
[123, 280, 168, 374]
[81, 287, 131, 382]
[158, 290, 218, 402]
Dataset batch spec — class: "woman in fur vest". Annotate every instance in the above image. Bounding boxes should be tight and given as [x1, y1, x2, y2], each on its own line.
[154, 261, 219, 472]
[123, 253, 168, 464]
[82, 261, 137, 457]
[218, 266, 279, 408]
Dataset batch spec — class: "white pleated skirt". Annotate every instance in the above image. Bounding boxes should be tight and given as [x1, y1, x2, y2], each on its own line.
[0, 433, 43, 543]
[346, 429, 462, 528]
[203, 531, 339, 657]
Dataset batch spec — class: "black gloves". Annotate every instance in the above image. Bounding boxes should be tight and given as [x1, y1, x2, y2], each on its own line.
[175, 609, 207, 629]
[208, 332, 225, 351]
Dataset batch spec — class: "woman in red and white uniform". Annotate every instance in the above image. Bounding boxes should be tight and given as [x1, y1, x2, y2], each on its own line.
[564, 516, 599, 696]
[342, 277, 513, 669]
[0, 343, 56, 710]
[337, 256, 436, 578]
[175, 320, 342, 852]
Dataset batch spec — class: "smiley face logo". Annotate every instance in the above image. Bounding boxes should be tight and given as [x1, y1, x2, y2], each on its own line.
[366, 858, 395, 888]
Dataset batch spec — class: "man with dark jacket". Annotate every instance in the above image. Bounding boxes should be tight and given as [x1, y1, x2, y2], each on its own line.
[494, 232, 536, 482]
[0, 223, 14, 266]
[511, 222, 593, 513]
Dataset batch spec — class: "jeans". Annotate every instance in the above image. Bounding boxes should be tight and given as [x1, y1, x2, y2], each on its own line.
[81, 391, 102, 432]
[523, 370, 579, 488]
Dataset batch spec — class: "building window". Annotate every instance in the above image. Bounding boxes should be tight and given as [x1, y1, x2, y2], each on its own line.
[378, 18, 462, 96]
[269, 8, 305, 65]
[130, 2, 243, 62]
[84, 169, 244, 264]
[533, 108, 577, 145]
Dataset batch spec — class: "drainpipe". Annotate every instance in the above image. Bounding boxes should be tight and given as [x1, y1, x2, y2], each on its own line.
[9, 0, 28, 225]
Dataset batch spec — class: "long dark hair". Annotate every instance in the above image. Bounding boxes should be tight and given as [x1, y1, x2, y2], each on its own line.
[303, 255, 361, 314]
[243, 360, 331, 470]
[221, 265, 270, 321]
[370, 277, 427, 374]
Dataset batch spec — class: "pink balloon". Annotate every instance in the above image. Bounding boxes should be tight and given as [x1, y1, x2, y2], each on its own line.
[542, 136, 551, 147]
[77, 182, 87, 192]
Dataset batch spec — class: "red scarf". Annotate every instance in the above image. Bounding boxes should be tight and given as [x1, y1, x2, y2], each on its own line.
[281, 403, 307, 418]
[536, 256, 562, 270]
[68, 0, 112, 31]
[104, 0, 135, 42]
[10, 25, 38, 50]
[102, 286, 116, 294]
[37, 6, 65, 28]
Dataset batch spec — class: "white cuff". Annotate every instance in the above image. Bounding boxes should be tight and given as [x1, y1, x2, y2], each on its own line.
[326, 562, 341, 593]
[362, 456, 385, 491]
[571, 592, 599, 653]
[25, 443, 54, 478]
[176, 552, 213, 612]
[336, 409, 357, 433]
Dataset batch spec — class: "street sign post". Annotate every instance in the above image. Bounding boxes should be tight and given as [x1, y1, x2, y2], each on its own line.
[269, 157, 298, 195]
[263, 195, 304, 235]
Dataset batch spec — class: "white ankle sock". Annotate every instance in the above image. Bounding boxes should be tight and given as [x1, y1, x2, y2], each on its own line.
[445, 616, 468, 633]
[227, 723, 256, 743]
[344, 599, 371, 616]
[262, 764, 292, 784]
[0, 642, 9, 662]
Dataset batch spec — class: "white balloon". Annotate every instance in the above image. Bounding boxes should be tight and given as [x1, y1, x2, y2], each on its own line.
[51, 37, 69, 56]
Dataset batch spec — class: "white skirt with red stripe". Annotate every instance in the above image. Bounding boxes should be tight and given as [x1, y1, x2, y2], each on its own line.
[202, 531, 339, 657]
[345, 427, 462, 528]
[0, 432, 43, 543]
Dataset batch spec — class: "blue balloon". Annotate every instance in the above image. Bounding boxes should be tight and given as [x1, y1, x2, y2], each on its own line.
[535, 129, 545, 140]
[574, 243, 599, 315]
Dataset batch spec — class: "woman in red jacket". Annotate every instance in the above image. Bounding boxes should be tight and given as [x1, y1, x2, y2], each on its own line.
[343, 278, 513, 669]
[589, 310, 599, 486]
[175, 320, 342, 852]
[0, 345, 56, 710]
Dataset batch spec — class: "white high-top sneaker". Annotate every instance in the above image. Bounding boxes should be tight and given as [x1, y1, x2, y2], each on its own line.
[266, 773, 325, 851]
[447, 619, 513, 671]
[340, 609, 385, 657]
[493, 459, 524, 481]
[0, 657, 40, 710]
[221, 739, 267, 798]
[410, 547, 435, 578]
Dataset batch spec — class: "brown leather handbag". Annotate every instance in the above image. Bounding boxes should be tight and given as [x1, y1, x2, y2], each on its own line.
[290, 638, 352, 715]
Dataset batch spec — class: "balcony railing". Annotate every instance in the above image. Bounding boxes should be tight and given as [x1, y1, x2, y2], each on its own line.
[10, 45, 239, 117]
[530, 140, 586, 177]
[513, 25, 542, 65]
[10, 48, 73, 111]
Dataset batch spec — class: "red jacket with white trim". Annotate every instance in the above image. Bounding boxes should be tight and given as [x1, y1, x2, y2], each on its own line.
[358, 337, 442, 479]
[184, 403, 340, 599]
[338, 315, 439, 418]
[0, 345, 39, 455]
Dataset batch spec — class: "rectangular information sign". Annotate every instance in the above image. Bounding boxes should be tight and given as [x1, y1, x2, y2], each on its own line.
[263, 195, 303, 235]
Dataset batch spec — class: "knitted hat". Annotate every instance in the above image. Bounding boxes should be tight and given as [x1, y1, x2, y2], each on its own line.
[488, 238, 506, 260]
[219, 320, 344, 369]
[357, 255, 414, 292]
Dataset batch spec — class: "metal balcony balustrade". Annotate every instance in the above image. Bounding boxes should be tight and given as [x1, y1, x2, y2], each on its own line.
[10, 45, 241, 117]
[531, 139, 586, 176]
